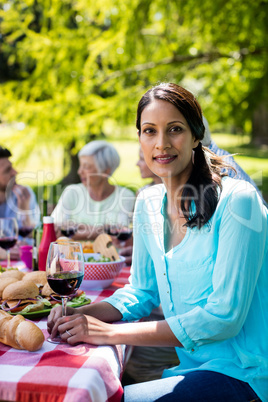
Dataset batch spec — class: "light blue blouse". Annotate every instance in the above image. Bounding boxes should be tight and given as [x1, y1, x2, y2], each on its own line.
[105, 177, 268, 401]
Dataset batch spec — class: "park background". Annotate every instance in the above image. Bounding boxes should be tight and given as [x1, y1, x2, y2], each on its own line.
[0, 0, 267, 208]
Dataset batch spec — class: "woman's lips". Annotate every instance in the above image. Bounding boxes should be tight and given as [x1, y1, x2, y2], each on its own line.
[153, 154, 177, 164]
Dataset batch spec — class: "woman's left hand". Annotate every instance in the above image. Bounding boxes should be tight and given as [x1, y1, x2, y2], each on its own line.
[52, 313, 114, 345]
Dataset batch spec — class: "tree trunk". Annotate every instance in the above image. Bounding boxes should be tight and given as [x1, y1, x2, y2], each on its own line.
[252, 103, 268, 145]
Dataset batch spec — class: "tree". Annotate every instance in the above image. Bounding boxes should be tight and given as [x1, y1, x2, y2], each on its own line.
[0, 0, 267, 181]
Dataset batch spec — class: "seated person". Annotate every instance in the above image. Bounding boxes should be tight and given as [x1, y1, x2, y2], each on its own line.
[0, 146, 40, 260]
[52, 140, 136, 240]
[48, 83, 267, 402]
[120, 121, 267, 385]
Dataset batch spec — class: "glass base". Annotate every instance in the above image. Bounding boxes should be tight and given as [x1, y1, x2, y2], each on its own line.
[47, 335, 66, 344]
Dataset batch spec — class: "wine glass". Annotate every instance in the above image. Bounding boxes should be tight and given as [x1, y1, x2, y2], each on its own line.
[104, 214, 133, 248]
[0, 218, 19, 268]
[46, 240, 84, 343]
[59, 221, 78, 238]
[18, 216, 36, 238]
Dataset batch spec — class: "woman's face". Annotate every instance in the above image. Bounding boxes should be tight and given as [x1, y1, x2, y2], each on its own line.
[139, 99, 199, 183]
[78, 155, 103, 187]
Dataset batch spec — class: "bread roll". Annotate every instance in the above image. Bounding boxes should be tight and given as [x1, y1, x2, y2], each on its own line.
[6, 314, 25, 349]
[41, 282, 54, 297]
[3, 281, 39, 300]
[0, 277, 19, 298]
[1, 270, 25, 280]
[23, 271, 47, 287]
[0, 310, 45, 351]
[15, 320, 45, 351]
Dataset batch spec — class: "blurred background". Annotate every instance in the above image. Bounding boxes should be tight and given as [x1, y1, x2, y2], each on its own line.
[0, 0, 267, 208]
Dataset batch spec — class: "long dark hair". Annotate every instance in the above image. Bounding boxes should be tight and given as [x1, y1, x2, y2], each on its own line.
[136, 83, 232, 229]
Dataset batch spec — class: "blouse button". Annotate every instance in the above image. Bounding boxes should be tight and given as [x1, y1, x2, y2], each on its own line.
[191, 348, 194, 352]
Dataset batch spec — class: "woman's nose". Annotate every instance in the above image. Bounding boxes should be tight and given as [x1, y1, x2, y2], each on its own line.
[155, 133, 170, 151]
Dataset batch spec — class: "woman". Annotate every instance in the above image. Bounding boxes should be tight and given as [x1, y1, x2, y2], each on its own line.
[48, 84, 267, 401]
[51, 140, 136, 240]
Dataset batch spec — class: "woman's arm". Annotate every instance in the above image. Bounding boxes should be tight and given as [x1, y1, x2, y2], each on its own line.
[48, 302, 182, 347]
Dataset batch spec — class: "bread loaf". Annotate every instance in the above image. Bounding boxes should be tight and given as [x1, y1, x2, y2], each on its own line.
[2, 280, 39, 300]
[0, 277, 19, 298]
[0, 310, 44, 351]
[1, 269, 25, 280]
[23, 271, 47, 287]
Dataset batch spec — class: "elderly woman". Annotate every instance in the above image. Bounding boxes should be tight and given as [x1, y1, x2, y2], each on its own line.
[52, 140, 136, 240]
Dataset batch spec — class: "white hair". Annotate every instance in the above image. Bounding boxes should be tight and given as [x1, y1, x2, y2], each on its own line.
[202, 116, 211, 147]
[78, 140, 120, 175]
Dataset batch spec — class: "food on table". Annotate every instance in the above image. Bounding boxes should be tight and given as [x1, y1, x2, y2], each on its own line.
[57, 236, 70, 244]
[23, 271, 47, 288]
[93, 234, 120, 261]
[82, 241, 94, 253]
[0, 271, 90, 314]
[0, 310, 45, 351]
[86, 255, 112, 262]
[0, 269, 25, 280]
[1, 280, 41, 313]
[0, 277, 19, 298]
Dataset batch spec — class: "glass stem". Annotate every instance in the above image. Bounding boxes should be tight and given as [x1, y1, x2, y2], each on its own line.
[7, 250, 11, 268]
[61, 296, 68, 316]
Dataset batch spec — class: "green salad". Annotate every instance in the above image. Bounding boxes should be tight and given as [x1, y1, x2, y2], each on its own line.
[87, 255, 111, 262]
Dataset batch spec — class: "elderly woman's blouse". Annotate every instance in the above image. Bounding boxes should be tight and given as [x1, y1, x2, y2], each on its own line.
[52, 184, 135, 226]
[105, 177, 268, 401]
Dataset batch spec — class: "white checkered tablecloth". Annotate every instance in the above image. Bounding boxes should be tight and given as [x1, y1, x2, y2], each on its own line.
[0, 266, 131, 402]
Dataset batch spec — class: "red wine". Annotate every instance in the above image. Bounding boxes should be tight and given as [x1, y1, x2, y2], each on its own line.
[116, 231, 133, 241]
[0, 237, 17, 250]
[105, 226, 132, 241]
[60, 227, 77, 237]
[19, 227, 33, 237]
[47, 271, 84, 296]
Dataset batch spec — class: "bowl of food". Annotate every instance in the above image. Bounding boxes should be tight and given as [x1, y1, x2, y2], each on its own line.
[81, 253, 126, 290]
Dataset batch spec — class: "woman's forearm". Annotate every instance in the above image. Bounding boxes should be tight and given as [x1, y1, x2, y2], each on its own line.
[109, 319, 183, 348]
[77, 301, 123, 322]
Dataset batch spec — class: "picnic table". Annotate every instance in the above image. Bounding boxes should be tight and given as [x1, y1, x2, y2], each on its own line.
[0, 264, 131, 402]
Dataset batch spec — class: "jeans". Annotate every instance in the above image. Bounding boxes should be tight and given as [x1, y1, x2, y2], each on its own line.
[123, 370, 261, 402]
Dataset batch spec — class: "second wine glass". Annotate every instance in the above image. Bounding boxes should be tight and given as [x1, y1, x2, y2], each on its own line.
[46, 240, 84, 343]
[0, 217, 18, 268]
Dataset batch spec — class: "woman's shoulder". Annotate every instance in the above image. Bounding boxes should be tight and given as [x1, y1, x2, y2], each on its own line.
[221, 176, 262, 202]
[218, 176, 267, 218]
[137, 183, 165, 198]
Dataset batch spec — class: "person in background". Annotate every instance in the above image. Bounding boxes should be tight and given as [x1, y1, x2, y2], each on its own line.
[203, 116, 266, 205]
[48, 83, 267, 401]
[0, 146, 40, 260]
[52, 140, 136, 240]
[136, 146, 163, 191]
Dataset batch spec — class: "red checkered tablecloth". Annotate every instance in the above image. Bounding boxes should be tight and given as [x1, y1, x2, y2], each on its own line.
[0, 266, 131, 402]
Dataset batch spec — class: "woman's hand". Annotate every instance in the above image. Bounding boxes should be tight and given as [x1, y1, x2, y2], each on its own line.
[47, 305, 76, 336]
[50, 313, 114, 345]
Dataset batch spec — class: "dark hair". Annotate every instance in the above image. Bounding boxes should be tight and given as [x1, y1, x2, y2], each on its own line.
[0, 146, 12, 159]
[136, 83, 231, 229]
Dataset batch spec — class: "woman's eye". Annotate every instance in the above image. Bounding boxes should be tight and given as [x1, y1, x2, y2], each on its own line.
[143, 128, 155, 134]
[170, 126, 182, 133]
